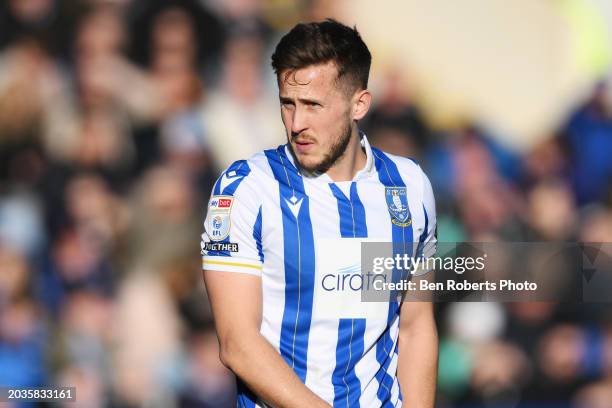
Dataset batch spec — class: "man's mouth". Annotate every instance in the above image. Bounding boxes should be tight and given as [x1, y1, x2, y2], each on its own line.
[294, 139, 315, 153]
[295, 139, 313, 146]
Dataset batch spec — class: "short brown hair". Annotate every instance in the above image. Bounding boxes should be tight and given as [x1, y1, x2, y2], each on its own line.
[271, 19, 371, 91]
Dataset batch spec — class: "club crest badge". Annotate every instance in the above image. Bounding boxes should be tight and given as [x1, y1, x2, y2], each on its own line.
[385, 187, 412, 227]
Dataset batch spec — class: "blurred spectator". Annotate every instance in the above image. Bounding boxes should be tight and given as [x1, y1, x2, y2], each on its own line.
[446, 302, 506, 343]
[368, 127, 420, 162]
[64, 173, 129, 246]
[0, 298, 47, 390]
[207, 0, 272, 42]
[57, 365, 107, 408]
[159, 112, 215, 192]
[0, 247, 31, 306]
[469, 340, 532, 405]
[42, 4, 157, 172]
[112, 272, 182, 407]
[580, 205, 612, 242]
[127, 0, 222, 178]
[149, 5, 203, 118]
[149, 3, 217, 192]
[505, 302, 559, 353]
[564, 82, 612, 205]
[41, 225, 116, 313]
[0, 37, 69, 192]
[535, 324, 588, 401]
[432, 127, 524, 239]
[526, 179, 578, 241]
[0, 0, 78, 58]
[57, 290, 113, 383]
[178, 326, 236, 407]
[199, 29, 285, 171]
[128, 0, 223, 72]
[122, 165, 201, 273]
[0, 191, 46, 257]
[522, 136, 570, 186]
[364, 66, 430, 156]
[573, 379, 612, 408]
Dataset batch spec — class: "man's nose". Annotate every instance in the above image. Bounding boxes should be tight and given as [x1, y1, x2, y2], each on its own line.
[290, 107, 308, 136]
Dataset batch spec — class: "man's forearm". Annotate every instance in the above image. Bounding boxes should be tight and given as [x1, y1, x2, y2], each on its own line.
[221, 331, 330, 408]
[397, 315, 438, 407]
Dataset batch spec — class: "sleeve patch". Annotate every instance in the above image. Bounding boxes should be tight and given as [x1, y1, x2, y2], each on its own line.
[209, 196, 234, 210]
[202, 242, 239, 253]
[206, 195, 234, 241]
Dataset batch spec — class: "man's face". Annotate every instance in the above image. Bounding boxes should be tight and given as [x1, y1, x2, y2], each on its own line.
[278, 62, 354, 174]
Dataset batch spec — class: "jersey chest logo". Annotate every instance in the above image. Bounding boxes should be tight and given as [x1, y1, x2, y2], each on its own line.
[385, 187, 412, 227]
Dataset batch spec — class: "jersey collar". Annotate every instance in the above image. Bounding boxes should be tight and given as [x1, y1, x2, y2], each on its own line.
[283, 131, 375, 182]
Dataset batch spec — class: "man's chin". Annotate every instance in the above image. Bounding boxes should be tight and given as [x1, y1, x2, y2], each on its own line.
[295, 158, 322, 174]
[289, 148, 315, 170]
[289, 146, 330, 174]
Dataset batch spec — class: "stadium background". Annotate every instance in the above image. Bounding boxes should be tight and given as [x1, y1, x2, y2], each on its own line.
[1, 0, 612, 406]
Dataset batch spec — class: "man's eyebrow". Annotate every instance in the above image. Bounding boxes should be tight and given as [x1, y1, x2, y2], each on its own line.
[279, 96, 322, 105]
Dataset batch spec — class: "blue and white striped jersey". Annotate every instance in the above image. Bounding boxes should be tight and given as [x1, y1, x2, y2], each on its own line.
[201, 135, 437, 408]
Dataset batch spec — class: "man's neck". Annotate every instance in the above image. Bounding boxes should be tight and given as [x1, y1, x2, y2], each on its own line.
[326, 127, 366, 182]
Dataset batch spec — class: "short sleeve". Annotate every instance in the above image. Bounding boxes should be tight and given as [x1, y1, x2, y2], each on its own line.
[419, 167, 437, 260]
[201, 160, 263, 276]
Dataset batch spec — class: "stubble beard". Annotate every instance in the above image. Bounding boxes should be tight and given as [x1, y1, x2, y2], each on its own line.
[291, 120, 353, 175]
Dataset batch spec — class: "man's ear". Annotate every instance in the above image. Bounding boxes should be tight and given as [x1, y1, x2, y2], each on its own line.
[352, 89, 372, 121]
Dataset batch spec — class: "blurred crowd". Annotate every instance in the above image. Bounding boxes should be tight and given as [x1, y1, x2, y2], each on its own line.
[0, 1, 611, 407]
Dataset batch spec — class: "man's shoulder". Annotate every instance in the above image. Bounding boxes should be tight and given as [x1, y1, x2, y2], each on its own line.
[213, 146, 285, 196]
[241, 144, 299, 179]
[370, 146, 423, 176]
[221, 149, 275, 179]
[244, 149, 274, 174]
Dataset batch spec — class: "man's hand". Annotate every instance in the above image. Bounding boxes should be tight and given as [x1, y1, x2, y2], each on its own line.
[203, 269, 331, 408]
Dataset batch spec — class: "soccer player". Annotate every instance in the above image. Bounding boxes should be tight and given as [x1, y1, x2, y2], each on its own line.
[201, 19, 438, 408]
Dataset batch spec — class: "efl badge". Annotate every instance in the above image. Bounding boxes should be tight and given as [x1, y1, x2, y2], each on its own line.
[207, 195, 234, 241]
[385, 187, 412, 227]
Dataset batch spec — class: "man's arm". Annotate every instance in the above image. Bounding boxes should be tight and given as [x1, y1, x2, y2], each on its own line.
[204, 269, 330, 408]
[397, 300, 438, 408]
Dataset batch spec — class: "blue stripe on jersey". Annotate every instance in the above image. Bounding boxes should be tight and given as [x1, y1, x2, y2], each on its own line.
[264, 146, 316, 383]
[329, 183, 354, 237]
[329, 181, 368, 407]
[350, 182, 368, 238]
[253, 206, 264, 262]
[208, 160, 252, 257]
[329, 182, 369, 238]
[236, 378, 257, 408]
[328, 183, 369, 238]
[372, 148, 414, 405]
[333, 319, 366, 408]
